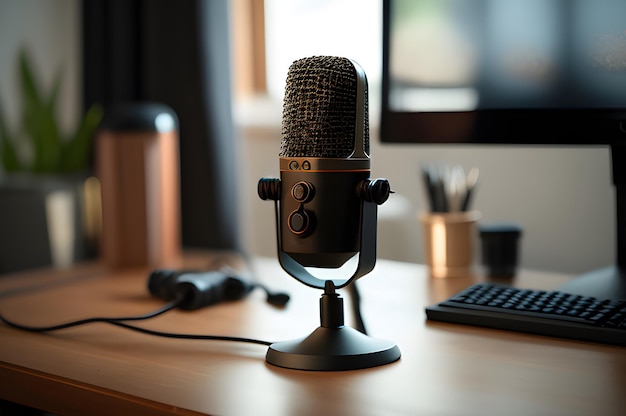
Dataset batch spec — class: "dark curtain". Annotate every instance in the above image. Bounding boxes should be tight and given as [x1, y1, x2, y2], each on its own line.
[81, 0, 240, 251]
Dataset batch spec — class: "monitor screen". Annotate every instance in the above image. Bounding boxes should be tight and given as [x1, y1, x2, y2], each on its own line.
[381, 0, 626, 144]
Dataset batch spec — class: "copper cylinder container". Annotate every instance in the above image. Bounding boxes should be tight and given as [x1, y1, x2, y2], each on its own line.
[96, 103, 181, 269]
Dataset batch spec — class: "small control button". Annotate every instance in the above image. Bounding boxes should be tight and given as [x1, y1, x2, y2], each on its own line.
[302, 160, 311, 170]
[288, 210, 309, 234]
[291, 181, 314, 202]
[289, 160, 299, 170]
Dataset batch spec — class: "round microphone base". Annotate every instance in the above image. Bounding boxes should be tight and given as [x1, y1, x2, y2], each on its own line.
[266, 326, 401, 371]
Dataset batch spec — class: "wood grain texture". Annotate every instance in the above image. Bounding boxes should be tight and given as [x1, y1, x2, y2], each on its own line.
[0, 254, 624, 416]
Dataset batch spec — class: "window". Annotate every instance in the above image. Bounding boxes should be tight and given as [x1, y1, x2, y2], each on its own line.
[232, 0, 383, 124]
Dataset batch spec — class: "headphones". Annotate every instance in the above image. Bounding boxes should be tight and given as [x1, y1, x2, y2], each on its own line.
[148, 268, 290, 310]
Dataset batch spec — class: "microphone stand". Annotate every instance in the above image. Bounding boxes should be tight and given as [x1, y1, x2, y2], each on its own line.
[266, 279, 400, 371]
[264, 185, 401, 371]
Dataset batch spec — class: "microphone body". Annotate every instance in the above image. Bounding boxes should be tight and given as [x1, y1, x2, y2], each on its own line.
[277, 56, 371, 269]
[279, 167, 369, 268]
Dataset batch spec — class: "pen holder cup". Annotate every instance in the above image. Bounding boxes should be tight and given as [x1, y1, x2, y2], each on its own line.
[420, 211, 480, 278]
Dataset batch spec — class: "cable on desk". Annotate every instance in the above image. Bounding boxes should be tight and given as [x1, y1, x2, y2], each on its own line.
[0, 297, 273, 347]
[107, 321, 272, 346]
[0, 297, 184, 332]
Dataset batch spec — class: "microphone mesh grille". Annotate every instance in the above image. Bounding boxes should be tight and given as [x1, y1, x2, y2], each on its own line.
[280, 56, 369, 158]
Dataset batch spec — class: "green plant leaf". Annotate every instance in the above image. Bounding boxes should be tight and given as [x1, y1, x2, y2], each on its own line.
[0, 99, 23, 172]
[5, 48, 102, 174]
[59, 103, 103, 172]
[19, 50, 61, 173]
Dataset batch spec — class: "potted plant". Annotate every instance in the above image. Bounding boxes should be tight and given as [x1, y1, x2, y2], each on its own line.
[0, 49, 103, 273]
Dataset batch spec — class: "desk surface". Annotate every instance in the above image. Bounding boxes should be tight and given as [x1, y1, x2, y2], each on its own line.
[0, 254, 624, 416]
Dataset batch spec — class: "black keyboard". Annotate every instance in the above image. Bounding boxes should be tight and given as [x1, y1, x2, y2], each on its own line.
[426, 283, 626, 346]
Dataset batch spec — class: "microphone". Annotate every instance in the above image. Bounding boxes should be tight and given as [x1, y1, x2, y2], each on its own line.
[259, 56, 390, 281]
[257, 56, 400, 371]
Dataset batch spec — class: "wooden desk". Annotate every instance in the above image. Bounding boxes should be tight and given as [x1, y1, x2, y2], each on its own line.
[0, 255, 624, 415]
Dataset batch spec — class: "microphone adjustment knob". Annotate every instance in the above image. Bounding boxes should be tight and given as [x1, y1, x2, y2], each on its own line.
[360, 178, 391, 205]
[291, 181, 315, 202]
[258, 178, 281, 201]
[288, 209, 312, 235]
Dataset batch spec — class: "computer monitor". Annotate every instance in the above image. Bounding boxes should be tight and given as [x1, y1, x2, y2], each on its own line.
[380, 0, 626, 299]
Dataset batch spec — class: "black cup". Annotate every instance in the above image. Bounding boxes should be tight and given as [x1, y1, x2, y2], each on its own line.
[479, 223, 522, 278]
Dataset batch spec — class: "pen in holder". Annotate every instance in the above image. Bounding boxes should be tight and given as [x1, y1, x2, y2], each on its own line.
[419, 163, 481, 278]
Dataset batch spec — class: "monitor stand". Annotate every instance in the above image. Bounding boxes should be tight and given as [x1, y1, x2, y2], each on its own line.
[558, 143, 626, 299]
[559, 266, 626, 299]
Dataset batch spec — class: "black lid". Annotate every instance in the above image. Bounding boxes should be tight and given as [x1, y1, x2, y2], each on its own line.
[100, 102, 178, 132]
[479, 222, 523, 236]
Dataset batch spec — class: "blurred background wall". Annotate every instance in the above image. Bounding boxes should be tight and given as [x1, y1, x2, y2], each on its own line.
[0, 0, 615, 276]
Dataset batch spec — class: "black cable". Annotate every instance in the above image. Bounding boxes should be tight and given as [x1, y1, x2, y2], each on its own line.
[0, 298, 184, 332]
[347, 282, 367, 334]
[0, 297, 273, 346]
[107, 321, 272, 346]
[1, 250, 363, 347]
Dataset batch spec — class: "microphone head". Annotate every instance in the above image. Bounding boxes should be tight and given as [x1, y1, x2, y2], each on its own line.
[280, 56, 369, 158]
